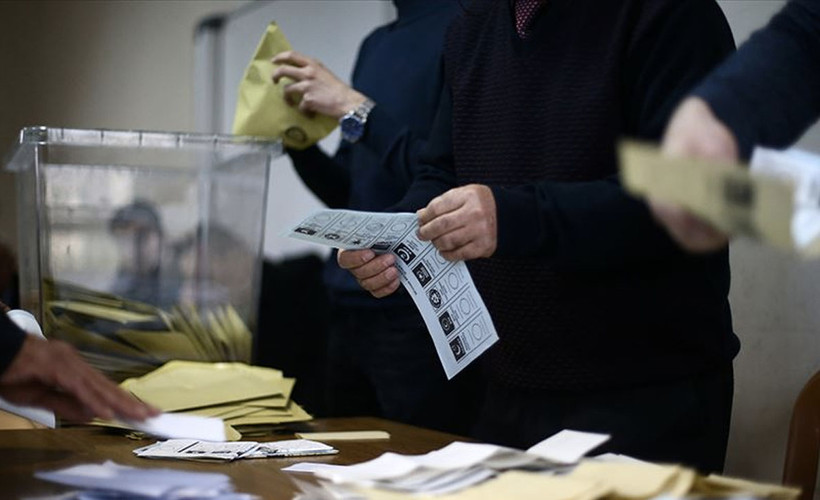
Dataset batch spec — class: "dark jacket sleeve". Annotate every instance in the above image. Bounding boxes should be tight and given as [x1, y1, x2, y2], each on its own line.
[692, 0, 820, 159]
[0, 313, 26, 377]
[391, 85, 458, 212]
[492, 0, 736, 270]
[288, 33, 445, 207]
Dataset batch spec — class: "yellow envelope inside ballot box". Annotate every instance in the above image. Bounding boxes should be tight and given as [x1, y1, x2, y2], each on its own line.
[121, 360, 285, 412]
[232, 22, 337, 149]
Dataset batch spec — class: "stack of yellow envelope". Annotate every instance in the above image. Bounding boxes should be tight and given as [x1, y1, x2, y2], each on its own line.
[43, 279, 252, 382]
[117, 360, 311, 439]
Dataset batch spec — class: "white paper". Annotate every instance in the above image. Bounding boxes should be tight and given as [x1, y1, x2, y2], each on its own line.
[135, 438, 336, 461]
[751, 146, 820, 249]
[35, 460, 234, 499]
[286, 209, 499, 379]
[123, 412, 226, 442]
[526, 430, 610, 464]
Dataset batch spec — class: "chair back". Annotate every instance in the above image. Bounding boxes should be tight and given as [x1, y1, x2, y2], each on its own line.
[783, 369, 820, 500]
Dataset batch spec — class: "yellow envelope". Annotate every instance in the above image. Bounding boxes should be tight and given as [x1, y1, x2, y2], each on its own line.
[569, 461, 691, 500]
[121, 361, 284, 412]
[232, 22, 336, 149]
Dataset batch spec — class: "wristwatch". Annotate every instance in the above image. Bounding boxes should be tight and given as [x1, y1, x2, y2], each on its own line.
[340, 98, 375, 143]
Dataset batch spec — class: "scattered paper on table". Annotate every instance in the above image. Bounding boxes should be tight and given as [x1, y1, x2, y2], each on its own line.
[526, 430, 610, 465]
[35, 460, 247, 499]
[134, 438, 336, 461]
[285, 209, 498, 379]
[123, 413, 226, 442]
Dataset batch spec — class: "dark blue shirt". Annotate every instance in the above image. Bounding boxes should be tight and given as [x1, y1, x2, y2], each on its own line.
[288, 0, 461, 307]
[693, 0, 820, 159]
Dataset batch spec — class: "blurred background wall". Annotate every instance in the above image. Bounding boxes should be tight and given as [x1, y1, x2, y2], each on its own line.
[0, 0, 245, 253]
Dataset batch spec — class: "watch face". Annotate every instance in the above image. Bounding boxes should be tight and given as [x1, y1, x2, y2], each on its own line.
[341, 115, 365, 142]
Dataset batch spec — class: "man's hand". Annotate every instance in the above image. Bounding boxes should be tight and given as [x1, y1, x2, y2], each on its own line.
[417, 184, 497, 261]
[337, 249, 401, 298]
[272, 51, 368, 119]
[0, 335, 158, 422]
[651, 97, 740, 252]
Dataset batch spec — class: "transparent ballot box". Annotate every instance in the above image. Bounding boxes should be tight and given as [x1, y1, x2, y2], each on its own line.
[6, 127, 280, 381]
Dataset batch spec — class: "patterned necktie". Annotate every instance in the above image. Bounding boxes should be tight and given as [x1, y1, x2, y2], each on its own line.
[514, 0, 546, 38]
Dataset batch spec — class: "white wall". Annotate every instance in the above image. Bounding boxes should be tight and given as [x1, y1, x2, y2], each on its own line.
[715, 1, 820, 493]
[0, 0, 245, 251]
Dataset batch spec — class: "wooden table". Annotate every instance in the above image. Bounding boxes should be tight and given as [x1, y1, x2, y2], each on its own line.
[0, 417, 465, 499]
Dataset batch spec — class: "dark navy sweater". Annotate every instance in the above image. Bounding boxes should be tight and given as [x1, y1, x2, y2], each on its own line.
[288, 0, 461, 307]
[398, 0, 740, 390]
[693, 0, 820, 159]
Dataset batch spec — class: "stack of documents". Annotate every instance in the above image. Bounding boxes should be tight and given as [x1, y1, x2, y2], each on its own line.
[35, 460, 255, 499]
[289, 447, 800, 500]
[285, 430, 610, 497]
[97, 360, 311, 439]
[134, 438, 336, 461]
[43, 279, 253, 381]
[619, 142, 820, 257]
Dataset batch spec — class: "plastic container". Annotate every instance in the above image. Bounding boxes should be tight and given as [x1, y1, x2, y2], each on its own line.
[6, 127, 279, 380]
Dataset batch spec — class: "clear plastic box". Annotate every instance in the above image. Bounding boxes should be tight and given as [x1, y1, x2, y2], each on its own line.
[6, 127, 280, 381]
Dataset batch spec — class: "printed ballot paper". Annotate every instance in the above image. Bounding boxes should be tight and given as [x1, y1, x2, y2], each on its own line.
[134, 438, 337, 461]
[619, 141, 820, 257]
[285, 209, 498, 379]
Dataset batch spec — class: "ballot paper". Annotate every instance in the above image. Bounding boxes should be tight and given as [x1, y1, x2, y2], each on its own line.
[134, 438, 337, 461]
[123, 413, 226, 442]
[619, 141, 820, 257]
[34, 460, 254, 499]
[284, 429, 610, 496]
[286, 209, 499, 379]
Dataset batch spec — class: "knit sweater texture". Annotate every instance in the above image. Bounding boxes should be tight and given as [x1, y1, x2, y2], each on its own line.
[398, 0, 741, 391]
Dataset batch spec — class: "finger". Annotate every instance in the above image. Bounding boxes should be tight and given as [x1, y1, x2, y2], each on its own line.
[357, 265, 399, 294]
[348, 253, 396, 281]
[271, 50, 312, 67]
[282, 81, 310, 106]
[0, 384, 93, 422]
[418, 191, 466, 225]
[439, 242, 486, 262]
[370, 278, 402, 298]
[430, 226, 474, 253]
[272, 65, 310, 84]
[337, 249, 376, 270]
[418, 209, 467, 242]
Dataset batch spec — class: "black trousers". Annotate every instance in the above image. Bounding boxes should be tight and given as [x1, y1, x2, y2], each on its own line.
[326, 303, 485, 436]
[473, 364, 734, 473]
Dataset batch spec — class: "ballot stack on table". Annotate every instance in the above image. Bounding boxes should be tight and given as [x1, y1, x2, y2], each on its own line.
[285, 438, 801, 500]
[93, 360, 312, 440]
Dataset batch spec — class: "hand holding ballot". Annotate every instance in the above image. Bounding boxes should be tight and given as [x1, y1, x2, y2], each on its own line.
[647, 97, 740, 252]
[0, 334, 158, 422]
[272, 50, 368, 120]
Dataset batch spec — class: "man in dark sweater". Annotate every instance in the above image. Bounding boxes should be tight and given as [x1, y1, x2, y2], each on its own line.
[271, 0, 482, 434]
[340, 0, 739, 472]
[650, 0, 820, 252]
[0, 313, 155, 422]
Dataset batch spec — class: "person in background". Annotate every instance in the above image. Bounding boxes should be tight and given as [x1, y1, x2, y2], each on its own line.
[339, 0, 739, 472]
[650, 0, 820, 252]
[270, 0, 482, 435]
[0, 311, 157, 422]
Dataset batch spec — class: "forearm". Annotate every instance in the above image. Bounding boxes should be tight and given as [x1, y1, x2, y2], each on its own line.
[692, 0, 820, 158]
[287, 145, 351, 209]
[492, 177, 684, 270]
